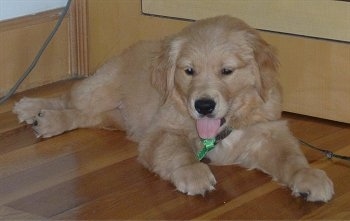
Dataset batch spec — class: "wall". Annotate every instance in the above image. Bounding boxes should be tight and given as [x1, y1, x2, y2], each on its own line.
[87, 0, 188, 72]
[0, 0, 68, 21]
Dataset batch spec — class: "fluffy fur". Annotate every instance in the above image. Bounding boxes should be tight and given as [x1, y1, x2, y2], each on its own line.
[13, 16, 333, 202]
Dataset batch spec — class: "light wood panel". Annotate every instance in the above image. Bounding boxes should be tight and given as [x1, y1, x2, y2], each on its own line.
[0, 80, 349, 220]
[142, 0, 350, 42]
[263, 32, 350, 123]
[87, 0, 188, 72]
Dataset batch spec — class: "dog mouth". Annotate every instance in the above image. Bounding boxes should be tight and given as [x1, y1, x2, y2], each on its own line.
[196, 117, 226, 139]
[191, 97, 228, 139]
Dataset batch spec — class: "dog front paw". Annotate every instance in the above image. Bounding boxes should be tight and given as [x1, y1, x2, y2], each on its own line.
[290, 168, 334, 202]
[171, 163, 216, 196]
[13, 97, 42, 124]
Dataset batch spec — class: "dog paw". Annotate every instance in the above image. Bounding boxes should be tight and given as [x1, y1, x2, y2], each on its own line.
[32, 110, 67, 138]
[13, 97, 42, 124]
[290, 168, 334, 202]
[171, 163, 216, 196]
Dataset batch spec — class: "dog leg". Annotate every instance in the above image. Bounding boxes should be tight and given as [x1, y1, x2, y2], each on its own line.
[236, 125, 334, 202]
[31, 109, 106, 138]
[138, 130, 216, 195]
[14, 60, 125, 136]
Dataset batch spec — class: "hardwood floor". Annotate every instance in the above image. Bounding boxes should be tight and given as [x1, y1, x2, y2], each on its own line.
[1, 80, 349, 220]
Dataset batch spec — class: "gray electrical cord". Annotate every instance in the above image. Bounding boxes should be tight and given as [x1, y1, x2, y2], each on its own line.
[0, 0, 72, 105]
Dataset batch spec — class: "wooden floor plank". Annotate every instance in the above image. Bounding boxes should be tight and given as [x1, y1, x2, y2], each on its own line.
[7, 158, 150, 218]
[283, 112, 346, 141]
[214, 188, 321, 220]
[300, 128, 350, 162]
[0, 111, 24, 134]
[193, 182, 281, 220]
[52, 165, 270, 220]
[1, 130, 137, 206]
[212, 159, 350, 220]
[0, 125, 38, 155]
[0, 206, 47, 220]
[301, 191, 350, 220]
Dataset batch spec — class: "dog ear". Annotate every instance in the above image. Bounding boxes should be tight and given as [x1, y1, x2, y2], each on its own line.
[152, 37, 186, 102]
[249, 32, 281, 102]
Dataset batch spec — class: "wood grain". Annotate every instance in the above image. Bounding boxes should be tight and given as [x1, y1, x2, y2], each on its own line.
[69, 0, 89, 76]
[141, 0, 350, 42]
[0, 10, 71, 96]
[0, 80, 349, 220]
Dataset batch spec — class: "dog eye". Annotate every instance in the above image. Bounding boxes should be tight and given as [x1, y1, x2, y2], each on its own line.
[221, 68, 234, 75]
[184, 68, 195, 76]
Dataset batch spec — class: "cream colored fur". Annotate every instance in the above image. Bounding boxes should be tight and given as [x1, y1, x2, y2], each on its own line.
[13, 16, 333, 202]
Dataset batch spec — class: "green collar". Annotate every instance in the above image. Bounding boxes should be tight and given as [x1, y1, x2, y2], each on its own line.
[196, 127, 233, 161]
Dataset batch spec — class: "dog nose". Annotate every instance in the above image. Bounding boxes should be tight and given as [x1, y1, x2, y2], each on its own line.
[195, 99, 216, 115]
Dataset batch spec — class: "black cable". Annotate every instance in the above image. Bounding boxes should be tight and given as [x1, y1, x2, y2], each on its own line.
[299, 139, 350, 161]
[0, 0, 72, 105]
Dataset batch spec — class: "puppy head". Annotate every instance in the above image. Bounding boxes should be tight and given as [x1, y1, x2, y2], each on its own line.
[152, 16, 281, 135]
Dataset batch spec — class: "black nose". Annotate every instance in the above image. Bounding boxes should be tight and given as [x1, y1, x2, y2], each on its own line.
[195, 99, 216, 115]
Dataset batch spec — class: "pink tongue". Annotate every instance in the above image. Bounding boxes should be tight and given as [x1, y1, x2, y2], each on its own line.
[196, 118, 221, 139]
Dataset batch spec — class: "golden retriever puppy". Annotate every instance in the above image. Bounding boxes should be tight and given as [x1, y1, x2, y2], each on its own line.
[13, 16, 333, 202]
